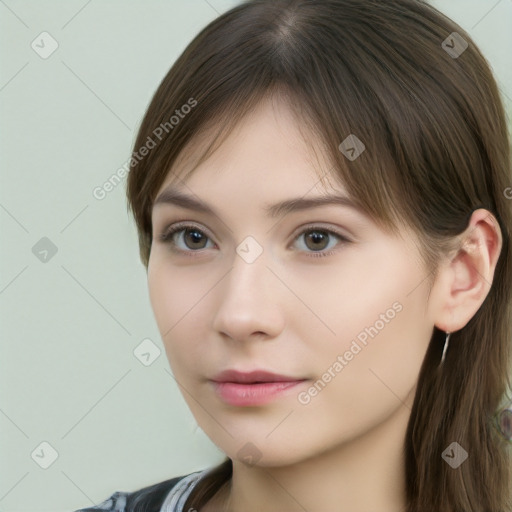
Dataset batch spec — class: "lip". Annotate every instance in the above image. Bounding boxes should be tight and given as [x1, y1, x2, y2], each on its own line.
[209, 369, 309, 406]
[211, 369, 303, 384]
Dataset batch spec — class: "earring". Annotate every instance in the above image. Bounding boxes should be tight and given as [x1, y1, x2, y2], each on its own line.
[439, 331, 451, 365]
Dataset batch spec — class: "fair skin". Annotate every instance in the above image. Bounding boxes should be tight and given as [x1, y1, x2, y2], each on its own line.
[147, 96, 502, 512]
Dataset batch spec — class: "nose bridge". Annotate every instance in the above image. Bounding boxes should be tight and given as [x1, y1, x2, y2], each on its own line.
[223, 246, 270, 312]
[212, 244, 282, 339]
[224, 233, 270, 299]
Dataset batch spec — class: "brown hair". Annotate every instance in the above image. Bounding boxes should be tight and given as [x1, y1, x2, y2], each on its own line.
[125, 0, 512, 510]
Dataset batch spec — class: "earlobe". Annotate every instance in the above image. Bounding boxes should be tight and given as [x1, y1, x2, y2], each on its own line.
[432, 209, 503, 334]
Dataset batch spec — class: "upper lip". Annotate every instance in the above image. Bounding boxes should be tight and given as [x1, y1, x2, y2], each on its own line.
[211, 369, 306, 384]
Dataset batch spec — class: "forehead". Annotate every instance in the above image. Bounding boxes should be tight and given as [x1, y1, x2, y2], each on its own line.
[157, 96, 341, 196]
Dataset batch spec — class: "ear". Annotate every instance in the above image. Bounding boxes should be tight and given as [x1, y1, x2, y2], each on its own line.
[429, 209, 503, 333]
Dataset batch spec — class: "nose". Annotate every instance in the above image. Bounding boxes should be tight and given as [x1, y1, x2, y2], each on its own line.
[212, 249, 285, 342]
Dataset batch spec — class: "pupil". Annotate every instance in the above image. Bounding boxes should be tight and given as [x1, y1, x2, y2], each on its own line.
[186, 229, 205, 248]
[307, 231, 327, 250]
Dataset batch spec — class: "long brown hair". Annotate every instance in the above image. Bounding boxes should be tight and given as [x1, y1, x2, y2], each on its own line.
[125, 0, 512, 510]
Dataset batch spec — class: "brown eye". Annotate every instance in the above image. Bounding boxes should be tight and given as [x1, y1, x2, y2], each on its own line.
[293, 226, 350, 258]
[159, 223, 215, 253]
[303, 230, 330, 251]
[182, 228, 208, 249]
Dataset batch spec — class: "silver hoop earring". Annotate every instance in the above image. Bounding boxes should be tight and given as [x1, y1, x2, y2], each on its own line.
[440, 331, 451, 365]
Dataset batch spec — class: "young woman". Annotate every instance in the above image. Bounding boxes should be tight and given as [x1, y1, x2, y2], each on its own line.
[75, 0, 512, 510]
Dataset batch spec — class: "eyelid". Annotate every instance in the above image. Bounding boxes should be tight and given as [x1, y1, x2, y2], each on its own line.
[289, 221, 351, 241]
[155, 216, 218, 238]
[164, 220, 215, 238]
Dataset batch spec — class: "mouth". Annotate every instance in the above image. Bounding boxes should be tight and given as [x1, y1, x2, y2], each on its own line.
[211, 369, 306, 384]
[209, 369, 309, 406]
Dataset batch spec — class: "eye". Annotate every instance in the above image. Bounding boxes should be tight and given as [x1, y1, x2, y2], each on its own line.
[156, 221, 351, 258]
[292, 225, 350, 258]
[158, 222, 215, 255]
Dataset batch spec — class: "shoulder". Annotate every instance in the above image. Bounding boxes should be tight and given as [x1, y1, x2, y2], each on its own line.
[73, 468, 210, 512]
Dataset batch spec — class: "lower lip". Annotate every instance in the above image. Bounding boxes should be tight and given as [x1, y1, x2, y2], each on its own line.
[211, 380, 307, 406]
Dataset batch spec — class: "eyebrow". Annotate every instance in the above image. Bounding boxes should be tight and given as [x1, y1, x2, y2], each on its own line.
[153, 187, 365, 219]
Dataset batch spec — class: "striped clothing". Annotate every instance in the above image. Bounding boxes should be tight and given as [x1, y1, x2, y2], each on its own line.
[73, 467, 211, 512]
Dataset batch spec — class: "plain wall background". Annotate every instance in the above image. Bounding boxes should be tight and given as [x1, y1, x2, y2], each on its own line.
[0, 1, 510, 511]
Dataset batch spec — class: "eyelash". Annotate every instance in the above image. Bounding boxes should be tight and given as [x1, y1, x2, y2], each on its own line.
[156, 221, 351, 259]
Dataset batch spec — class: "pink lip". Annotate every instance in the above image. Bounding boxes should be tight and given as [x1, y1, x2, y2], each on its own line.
[210, 369, 308, 406]
[211, 369, 303, 384]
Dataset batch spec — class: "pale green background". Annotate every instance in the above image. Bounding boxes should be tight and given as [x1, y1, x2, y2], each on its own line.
[0, 1, 511, 511]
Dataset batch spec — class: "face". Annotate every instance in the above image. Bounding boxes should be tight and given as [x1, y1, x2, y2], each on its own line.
[148, 97, 436, 466]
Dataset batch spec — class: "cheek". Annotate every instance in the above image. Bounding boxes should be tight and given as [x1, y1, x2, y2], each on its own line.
[148, 258, 203, 330]
[290, 262, 401, 358]
[318, 276, 431, 421]
[326, 246, 427, 349]
[147, 259, 212, 367]
[306, 250, 430, 390]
